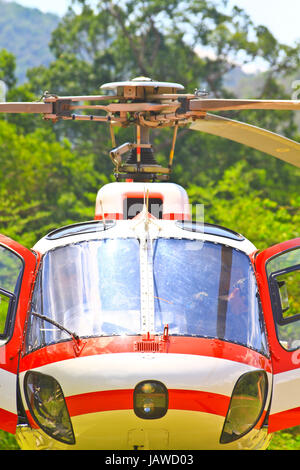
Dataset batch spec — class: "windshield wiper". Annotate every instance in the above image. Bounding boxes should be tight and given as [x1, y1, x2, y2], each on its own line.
[32, 311, 84, 354]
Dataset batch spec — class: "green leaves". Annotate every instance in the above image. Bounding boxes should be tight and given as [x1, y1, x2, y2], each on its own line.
[0, 49, 16, 90]
[0, 120, 97, 247]
[187, 161, 299, 250]
[0, 0, 299, 252]
[0, 2, 299, 450]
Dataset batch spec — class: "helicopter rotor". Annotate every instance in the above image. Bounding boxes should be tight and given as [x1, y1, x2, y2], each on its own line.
[0, 76, 299, 179]
[189, 113, 300, 168]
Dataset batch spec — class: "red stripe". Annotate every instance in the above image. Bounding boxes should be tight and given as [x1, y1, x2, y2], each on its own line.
[162, 213, 191, 220]
[65, 388, 230, 419]
[94, 213, 123, 220]
[25, 410, 39, 429]
[169, 389, 229, 416]
[20, 336, 272, 372]
[269, 407, 300, 433]
[66, 389, 132, 417]
[0, 408, 18, 434]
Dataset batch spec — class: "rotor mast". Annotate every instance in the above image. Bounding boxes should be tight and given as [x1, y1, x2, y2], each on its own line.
[101, 77, 186, 181]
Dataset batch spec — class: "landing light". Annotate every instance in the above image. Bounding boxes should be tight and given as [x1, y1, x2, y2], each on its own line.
[24, 371, 75, 444]
[220, 370, 268, 444]
[134, 380, 168, 419]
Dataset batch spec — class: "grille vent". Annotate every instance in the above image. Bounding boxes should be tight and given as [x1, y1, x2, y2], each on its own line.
[134, 341, 161, 353]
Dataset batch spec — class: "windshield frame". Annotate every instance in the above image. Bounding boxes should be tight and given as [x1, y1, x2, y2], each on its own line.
[25, 235, 269, 356]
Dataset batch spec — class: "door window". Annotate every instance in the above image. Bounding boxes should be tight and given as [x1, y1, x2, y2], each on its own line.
[267, 247, 300, 351]
[0, 245, 23, 339]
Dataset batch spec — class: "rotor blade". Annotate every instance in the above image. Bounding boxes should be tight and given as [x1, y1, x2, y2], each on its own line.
[70, 102, 179, 112]
[189, 114, 300, 168]
[0, 102, 53, 113]
[189, 99, 300, 112]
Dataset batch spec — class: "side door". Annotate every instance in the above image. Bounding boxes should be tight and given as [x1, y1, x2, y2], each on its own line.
[0, 234, 38, 433]
[254, 238, 300, 433]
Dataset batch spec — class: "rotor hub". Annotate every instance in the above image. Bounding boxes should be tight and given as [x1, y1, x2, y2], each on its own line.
[100, 76, 184, 101]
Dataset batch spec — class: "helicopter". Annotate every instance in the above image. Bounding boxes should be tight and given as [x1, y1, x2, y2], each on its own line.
[0, 76, 299, 450]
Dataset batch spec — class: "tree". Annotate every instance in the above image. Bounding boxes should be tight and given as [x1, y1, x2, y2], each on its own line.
[23, 0, 300, 200]
[1, 0, 299, 247]
[187, 160, 300, 249]
[0, 49, 16, 90]
[0, 1, 299, 450]
[0, 119, 103, 247]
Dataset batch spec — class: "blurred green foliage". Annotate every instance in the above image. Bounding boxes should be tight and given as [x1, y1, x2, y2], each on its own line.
[0, 0, 299, 450]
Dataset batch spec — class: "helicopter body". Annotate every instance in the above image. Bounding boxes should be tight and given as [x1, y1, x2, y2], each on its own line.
[0, 78, 300, 450]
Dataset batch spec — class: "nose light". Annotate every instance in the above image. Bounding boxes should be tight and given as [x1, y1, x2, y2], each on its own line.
[220, 370, 268, 444]
[134, 380, 168, 419]
[24, 371, 75, 444]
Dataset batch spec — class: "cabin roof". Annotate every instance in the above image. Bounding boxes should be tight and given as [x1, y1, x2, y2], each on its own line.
[32, 219, 255, 256]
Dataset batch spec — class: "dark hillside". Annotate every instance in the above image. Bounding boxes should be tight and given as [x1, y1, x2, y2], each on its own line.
[0, 0, 59, 82]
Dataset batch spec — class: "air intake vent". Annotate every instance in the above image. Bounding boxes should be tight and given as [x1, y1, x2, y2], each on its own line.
[134, 328, 169, 353]
[134, 341, 161, 353]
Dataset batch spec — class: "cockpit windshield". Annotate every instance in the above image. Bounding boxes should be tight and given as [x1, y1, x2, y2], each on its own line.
[153, 239, 267, 353]
[26, 237, 268, 355]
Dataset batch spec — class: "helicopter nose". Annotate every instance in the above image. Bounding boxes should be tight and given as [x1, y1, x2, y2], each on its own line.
[64, 352, 236, 449]
[20, 351, 271, 450]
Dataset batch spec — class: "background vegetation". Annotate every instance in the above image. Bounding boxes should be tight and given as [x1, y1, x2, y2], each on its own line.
[0, 0, 299, 450]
